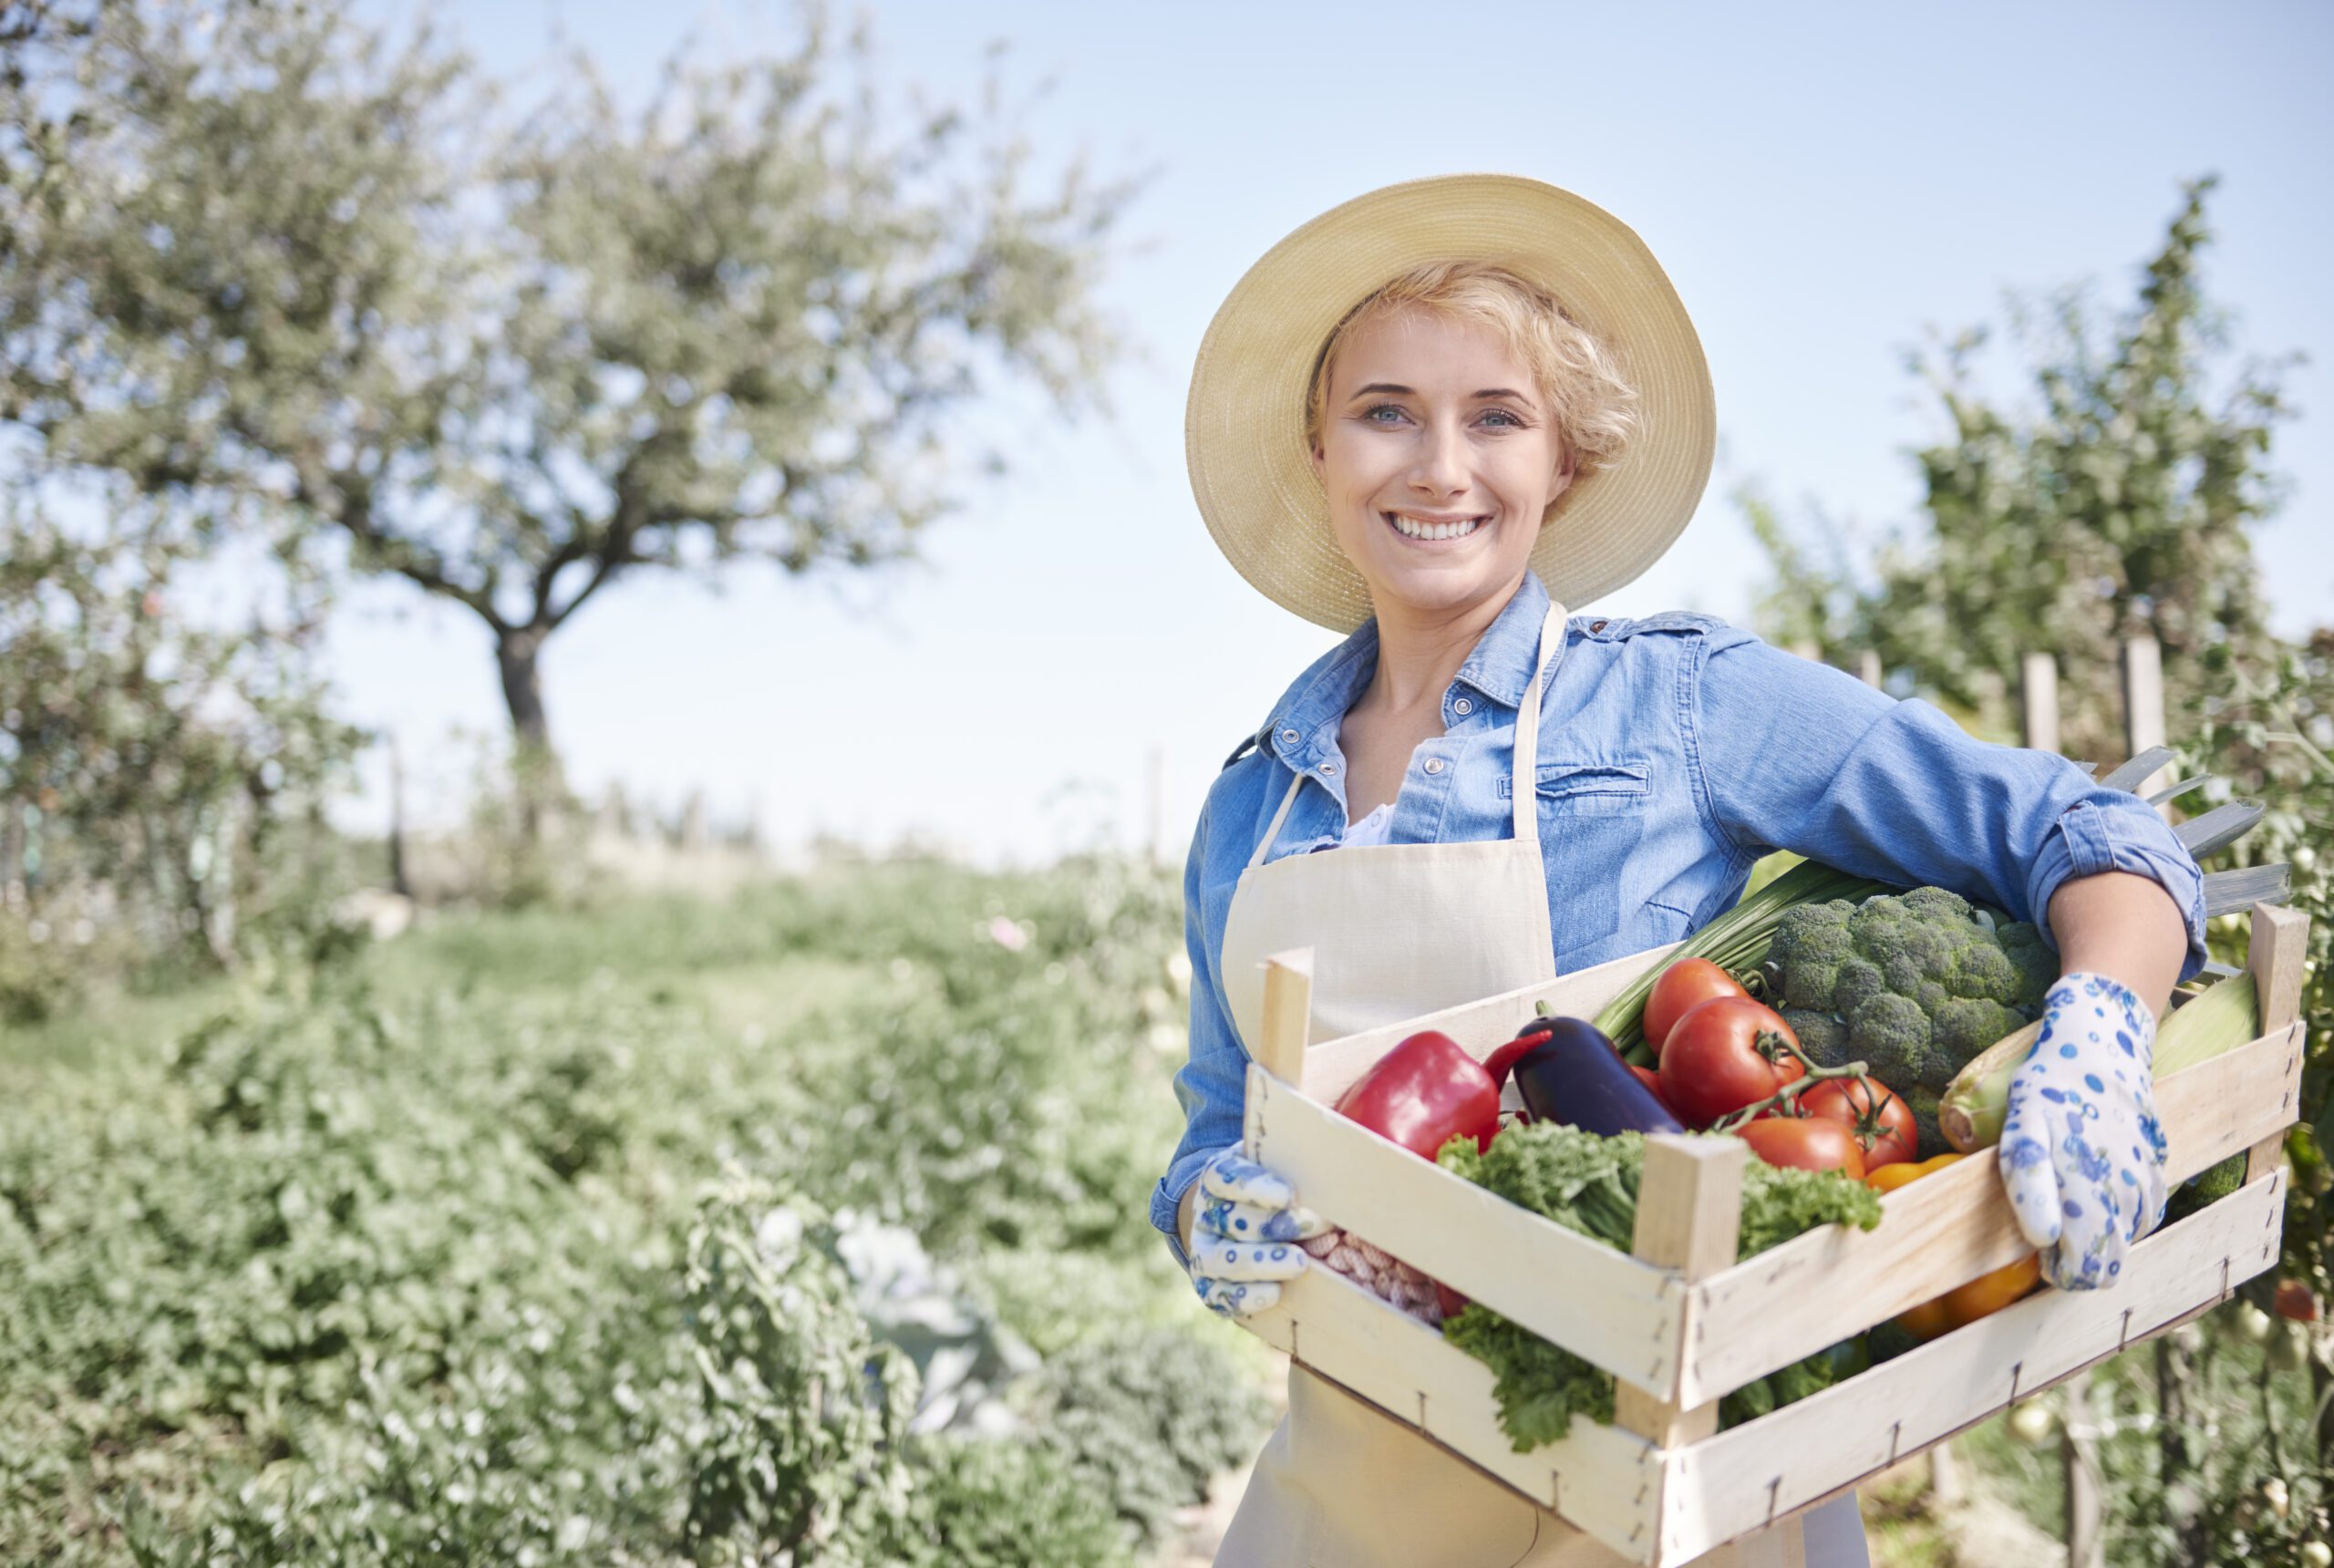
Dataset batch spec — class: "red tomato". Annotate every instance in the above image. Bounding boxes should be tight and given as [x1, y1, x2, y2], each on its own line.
[2275, 1278, 2319, 1325]
[1658, 996, 1806, 1127]
[1737, 1116, 1868, 1179]
[1792, 1076, 1918, 1171]
[1644, 958, 1750, 1059]
[1629, 1064, 1682, 1119]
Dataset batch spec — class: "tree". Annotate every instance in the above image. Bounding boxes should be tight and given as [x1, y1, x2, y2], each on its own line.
[0, 495, 364, 1009]
[0, 0, 1131, 820]
[1750, 178, 2294, 761]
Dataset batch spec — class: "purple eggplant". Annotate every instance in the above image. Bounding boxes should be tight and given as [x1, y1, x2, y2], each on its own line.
[1511, 1017, 1685, 1137]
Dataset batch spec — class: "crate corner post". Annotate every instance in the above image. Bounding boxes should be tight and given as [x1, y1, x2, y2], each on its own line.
[1244, 947, 1316, 1159]
[1615, 1135, 1745, 1447]
[2243, 901, 2310, 1184]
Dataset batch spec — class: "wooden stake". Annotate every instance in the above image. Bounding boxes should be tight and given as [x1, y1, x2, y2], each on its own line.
[2020, 652, 2060, 754]
[2244, 903, 2310, 1184]
[1615, 1135, 1746, 1448]
[2120, 636, 2169, 807]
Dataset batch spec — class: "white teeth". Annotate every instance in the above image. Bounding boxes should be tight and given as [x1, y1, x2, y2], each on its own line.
[1389, 513, 1486, 541]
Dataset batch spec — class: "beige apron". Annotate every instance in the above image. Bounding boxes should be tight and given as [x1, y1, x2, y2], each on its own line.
[1211, 604, 1815, 1568]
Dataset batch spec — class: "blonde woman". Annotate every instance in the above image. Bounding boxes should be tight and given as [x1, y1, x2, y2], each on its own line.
[1158, 177, 2202, 1566]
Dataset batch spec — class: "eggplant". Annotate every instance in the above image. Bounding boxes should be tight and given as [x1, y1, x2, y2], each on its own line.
[1511, 1016, 1685, 1137]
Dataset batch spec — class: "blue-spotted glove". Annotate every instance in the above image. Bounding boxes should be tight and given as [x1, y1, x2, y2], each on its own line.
[2000, 973, 2169, 1290]
[1183, 1147, 1327, 1317]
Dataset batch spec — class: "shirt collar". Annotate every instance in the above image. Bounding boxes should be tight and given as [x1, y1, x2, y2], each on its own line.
[1255, 572, 1556, 769]
[1451, 569, 1555, 709]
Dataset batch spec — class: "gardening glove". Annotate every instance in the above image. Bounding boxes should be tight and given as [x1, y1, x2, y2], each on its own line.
[2000, 972, 2169, 1291]
[1183, 1146, 1327, 1318]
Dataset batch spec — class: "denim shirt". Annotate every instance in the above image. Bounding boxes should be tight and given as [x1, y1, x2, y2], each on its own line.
[1152, 570, 2209, 1265]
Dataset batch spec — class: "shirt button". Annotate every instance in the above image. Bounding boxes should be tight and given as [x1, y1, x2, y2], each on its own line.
[1319, 761, 1338, 775]
[1590, 620, 1608, 633]
[1281, 729, 1299, 744]
[1452, 697, 1472, 716]
[1423, 758, 1445, 776]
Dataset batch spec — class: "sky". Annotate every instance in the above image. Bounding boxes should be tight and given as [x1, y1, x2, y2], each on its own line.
[325, 0, 2334, 867]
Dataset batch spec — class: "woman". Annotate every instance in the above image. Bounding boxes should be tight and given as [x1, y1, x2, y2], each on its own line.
[1152, 176, 2204, 1567]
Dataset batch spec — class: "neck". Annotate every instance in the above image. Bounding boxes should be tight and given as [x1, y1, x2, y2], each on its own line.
[1357, 574, 1524, 719]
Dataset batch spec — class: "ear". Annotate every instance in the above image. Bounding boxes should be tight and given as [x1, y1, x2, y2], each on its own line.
[1310, 438, 1327, 483]
[1546, 440, 1577, 502]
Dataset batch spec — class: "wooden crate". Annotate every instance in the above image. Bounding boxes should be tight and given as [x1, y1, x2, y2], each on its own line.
[1234, 903, 2309, 1566]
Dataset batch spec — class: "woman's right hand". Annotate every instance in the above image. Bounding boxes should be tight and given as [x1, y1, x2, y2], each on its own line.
[1184, 1146, 1327, 1318]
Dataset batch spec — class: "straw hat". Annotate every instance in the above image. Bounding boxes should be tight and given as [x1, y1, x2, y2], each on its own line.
[1186, 174, 1715, 633]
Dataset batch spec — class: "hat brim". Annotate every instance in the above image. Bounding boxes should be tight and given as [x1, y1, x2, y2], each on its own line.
[1186, 174, 1716, 633]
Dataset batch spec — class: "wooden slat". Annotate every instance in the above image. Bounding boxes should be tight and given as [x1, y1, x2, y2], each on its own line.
[1658, 1170, 2287, 1565]
[2246, 903, 2310, 1182]
[1678, 1025, 2303, 1406]
[1615, 1138, 1745, 1448]
[1297, 942, 1678, 1108]
[1245, 1065, 1684, 1393]
[1239, 1263, 1661, 1564]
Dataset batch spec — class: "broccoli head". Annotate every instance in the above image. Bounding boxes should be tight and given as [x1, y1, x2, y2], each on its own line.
[1761, 885, 2055, 1116]
[1846, 992, 1939, 1088]
[1780, 1007, 1851, 1069]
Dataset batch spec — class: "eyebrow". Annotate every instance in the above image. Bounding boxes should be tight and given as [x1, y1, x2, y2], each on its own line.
[1348, 382, 1536, 403]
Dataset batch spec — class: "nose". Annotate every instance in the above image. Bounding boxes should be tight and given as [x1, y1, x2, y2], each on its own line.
[1408, 418, 1469, 500]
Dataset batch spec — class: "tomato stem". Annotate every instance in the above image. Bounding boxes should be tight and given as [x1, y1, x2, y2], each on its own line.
[1711, 1038, 1873, 1132]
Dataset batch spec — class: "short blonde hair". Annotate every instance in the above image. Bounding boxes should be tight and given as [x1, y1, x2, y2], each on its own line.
[1303, 260, 1639, 489]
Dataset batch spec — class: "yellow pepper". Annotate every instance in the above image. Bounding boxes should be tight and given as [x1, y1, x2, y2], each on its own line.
[1864, 1152, 2043, 1341]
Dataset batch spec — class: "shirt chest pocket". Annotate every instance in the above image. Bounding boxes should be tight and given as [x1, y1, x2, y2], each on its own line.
[1496, 759, 1651, 817]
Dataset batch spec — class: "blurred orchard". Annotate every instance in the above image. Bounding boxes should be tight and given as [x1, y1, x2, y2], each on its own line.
[0, 2, 2326, 1563]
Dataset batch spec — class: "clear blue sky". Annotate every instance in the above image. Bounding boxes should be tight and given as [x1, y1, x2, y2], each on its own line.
[332, 0, 2334, 866]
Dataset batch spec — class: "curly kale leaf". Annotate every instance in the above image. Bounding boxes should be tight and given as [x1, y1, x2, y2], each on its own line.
[1435, 1125, 1882, 1449]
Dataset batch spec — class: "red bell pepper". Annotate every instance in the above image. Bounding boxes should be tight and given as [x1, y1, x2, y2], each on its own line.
[1332, 1028, 1509, 1161]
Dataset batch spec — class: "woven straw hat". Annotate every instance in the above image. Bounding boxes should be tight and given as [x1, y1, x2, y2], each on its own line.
[1186, 174, 1716, 633]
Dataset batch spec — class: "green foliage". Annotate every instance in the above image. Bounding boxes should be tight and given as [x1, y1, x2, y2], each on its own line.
[2182, 634, 2334, 1511]
[0, 0, 1134, 760]
[0, 854, 1252, 1563]
[891, 1438, 1131, 1568]
[0, 500, 365, 1015]
[1437, 1126, 1881, 1448]
[1748, 179, 2293, 764]
[1019, 1329, 1269, 1553]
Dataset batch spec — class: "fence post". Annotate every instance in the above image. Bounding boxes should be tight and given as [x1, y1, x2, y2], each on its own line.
[2120, 636, 2170, 806]
[2019, 652, 2060, 753]
[1, 800, 22, 911]
[1147, 746, 1164, 870]
[2061, 1374, 2106, 1568]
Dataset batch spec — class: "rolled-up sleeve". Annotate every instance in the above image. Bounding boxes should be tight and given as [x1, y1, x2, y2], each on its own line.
[1689, 631, 2207, 981]
[1151, 799, 1248, 1271]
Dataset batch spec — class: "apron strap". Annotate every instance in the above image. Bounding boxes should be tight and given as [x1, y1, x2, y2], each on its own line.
[1248, 771, 1305, 870]
[1250, 601, 1569, 869]
[1510, 603, 1568, 846]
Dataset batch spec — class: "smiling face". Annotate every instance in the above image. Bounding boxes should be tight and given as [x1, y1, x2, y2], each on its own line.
[1310, 306, 1574, 623]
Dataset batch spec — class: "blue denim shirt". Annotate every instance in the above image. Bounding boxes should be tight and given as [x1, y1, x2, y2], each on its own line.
[1152, 570, 2209, 1264]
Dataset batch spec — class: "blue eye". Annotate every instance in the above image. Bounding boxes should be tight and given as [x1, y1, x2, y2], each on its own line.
[1363, 404, 1407, 424]
[1480, 408, 1522, 428]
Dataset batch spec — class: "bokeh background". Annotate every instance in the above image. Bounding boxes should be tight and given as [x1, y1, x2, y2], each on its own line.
[1, 2, 2328, 1564]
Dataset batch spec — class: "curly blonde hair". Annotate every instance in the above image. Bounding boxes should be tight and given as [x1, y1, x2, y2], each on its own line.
[1303, 260, 1640, 498]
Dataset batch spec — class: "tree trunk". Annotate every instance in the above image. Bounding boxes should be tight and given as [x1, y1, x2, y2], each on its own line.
[497, 627, 552, 754]
[495, 627, 556, 843]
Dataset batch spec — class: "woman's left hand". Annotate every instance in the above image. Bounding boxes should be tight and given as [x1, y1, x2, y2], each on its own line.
[1999, 972, 2169, 1290]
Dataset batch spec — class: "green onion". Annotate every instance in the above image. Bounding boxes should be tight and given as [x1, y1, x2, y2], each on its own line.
[1594, 860, 1897, 1065]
